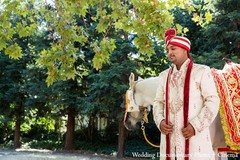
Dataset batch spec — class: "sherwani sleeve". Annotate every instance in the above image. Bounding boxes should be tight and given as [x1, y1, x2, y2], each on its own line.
[153, 72, 166, 131]
[189, 66, 220, 135]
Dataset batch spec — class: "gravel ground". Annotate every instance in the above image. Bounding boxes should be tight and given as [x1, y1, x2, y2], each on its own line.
[0, 149, 143, 160]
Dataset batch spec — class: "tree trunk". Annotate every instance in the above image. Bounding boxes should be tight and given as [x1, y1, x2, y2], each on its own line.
[88, 116, 95, 143]
[64, 108, 75, 150]
[14, 118, 21, 148]
[117, 41, 129, 158]
[117, 120, 126, 158]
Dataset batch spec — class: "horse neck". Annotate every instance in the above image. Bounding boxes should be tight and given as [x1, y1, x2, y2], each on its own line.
[134, 77, 159, 107]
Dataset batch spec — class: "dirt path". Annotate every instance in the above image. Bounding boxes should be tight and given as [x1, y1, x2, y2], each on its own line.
[0, 149, 143, 160]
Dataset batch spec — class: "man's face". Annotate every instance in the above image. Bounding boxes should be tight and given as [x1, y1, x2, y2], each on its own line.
[166, 44, 188, 67]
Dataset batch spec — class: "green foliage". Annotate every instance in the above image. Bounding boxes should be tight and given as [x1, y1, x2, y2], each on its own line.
[200, 0, 240, 60]
[0, 12, 60, 148]
[92, 38, 116, 70]
[0, 116, 15, 143]
[4, 44, 22, 59]
[134, 40, 169, 77]
[171, 0, 240, 67]
[86, 59, 135, 116]
[74, 122, 119, 154]
[24, 140, 63, 150]
[22, 115, 55, 132]
[0, 0, 198, 85]
[192, 51, 225, 69]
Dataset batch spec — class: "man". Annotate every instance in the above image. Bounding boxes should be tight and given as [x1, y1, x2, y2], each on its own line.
[153, 28, 220, 160]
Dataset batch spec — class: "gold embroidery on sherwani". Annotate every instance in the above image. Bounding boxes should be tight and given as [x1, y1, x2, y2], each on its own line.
[197, 106, 214, 133]
[169, 69, 185, 114]
[168, 61, 191, 159]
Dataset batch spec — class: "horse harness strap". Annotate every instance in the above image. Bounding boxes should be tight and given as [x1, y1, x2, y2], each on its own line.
[124, 89, 145, 123]
[141, 120, 160, 148]
[125, 90, 140, 112]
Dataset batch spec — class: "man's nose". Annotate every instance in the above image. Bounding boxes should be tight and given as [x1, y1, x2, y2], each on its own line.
[168, 50, 173, 55]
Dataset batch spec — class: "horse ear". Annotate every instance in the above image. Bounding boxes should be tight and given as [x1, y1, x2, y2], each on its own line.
[138, 76, 143, 80]
[129, 72, 135, 89]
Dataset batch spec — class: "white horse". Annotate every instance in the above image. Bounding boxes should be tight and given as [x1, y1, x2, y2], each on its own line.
[124, 73, 228, 160]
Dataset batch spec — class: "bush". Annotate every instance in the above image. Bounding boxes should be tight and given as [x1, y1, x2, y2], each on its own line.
[22, 140, 63, 150]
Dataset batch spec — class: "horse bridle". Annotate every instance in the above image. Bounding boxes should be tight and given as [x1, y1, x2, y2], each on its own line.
[124, 81, 160, 148]
[124, 79, 150, 122]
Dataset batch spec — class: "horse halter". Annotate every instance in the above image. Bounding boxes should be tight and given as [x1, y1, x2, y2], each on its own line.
[124, 87, 151, 124]
[124, 86, 160, 148]
[123, 89, 140, 124]
[125, 89, 140, 112]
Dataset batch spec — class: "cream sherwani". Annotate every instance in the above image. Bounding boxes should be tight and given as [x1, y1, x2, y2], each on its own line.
[153, 59, 220, 160]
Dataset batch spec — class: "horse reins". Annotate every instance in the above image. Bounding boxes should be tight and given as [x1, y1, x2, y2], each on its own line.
[141, 120, 160, 148]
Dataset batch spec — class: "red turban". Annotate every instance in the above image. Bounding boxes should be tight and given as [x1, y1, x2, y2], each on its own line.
[165, 28, 191, 53]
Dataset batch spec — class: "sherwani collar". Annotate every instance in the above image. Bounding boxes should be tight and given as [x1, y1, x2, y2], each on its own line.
[172, 58, 191, 73]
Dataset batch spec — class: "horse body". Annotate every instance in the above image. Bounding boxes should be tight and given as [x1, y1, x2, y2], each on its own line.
[124, 73, 227, 159]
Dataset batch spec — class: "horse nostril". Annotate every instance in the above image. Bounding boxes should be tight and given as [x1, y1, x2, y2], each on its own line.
[124, 120, 135, 131]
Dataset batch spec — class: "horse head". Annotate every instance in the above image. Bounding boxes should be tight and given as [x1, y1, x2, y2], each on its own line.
[124, 72, 159, 130]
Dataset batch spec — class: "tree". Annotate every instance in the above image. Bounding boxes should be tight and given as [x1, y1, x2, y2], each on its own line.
[0, 0, 217, 156]
[0, 8, 54, 148]
[0, 0, 209, 85]
[207, 0, 240, 56]
[193, 0, 240, 67]
[0, 53, 26, 148]
[86, 37, 137, 157]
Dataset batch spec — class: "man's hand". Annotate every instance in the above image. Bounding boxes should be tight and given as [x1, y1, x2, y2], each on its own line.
[160, 120, 173, 135]
[182, 123, 195, 139]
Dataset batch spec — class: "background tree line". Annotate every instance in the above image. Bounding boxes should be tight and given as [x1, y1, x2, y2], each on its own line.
[0, 0, 239, 158]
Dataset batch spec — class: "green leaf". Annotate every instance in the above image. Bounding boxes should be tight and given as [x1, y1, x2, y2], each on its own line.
[65, 69, 76, 80]
[5, 44, 22, 59]
[0, 39, 7, 51]
[46, 75, 56, 87]
[205, 11, 212, 24]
